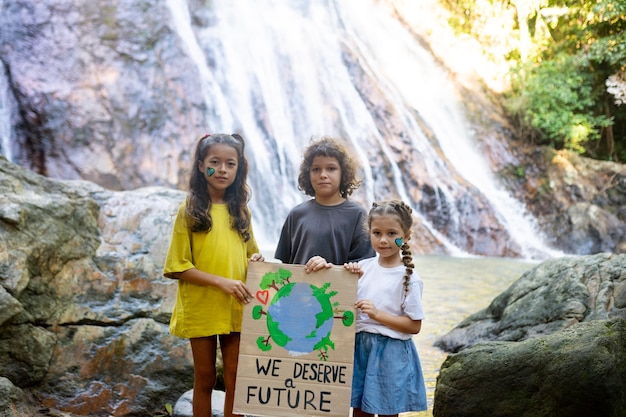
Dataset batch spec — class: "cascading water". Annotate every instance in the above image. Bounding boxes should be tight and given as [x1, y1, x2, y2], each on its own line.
[0, 62, 13, 162]
[162, 0, 559, 259]
[0, 0, 563, 260]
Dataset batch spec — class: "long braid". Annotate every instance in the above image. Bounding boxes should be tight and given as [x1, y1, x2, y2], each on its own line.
[401, 240, 414, 299]
[393, 201, 414, 300]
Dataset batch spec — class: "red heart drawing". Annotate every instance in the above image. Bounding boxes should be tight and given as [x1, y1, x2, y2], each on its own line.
[256, 290, 269, 305]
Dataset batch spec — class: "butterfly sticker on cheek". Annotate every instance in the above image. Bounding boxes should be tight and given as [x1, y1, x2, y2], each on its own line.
[395, 238, 403, 248]
[206, 167, 215, 177]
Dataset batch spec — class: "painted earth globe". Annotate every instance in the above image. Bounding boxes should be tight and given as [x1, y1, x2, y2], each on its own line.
[266, 282, 334, 355]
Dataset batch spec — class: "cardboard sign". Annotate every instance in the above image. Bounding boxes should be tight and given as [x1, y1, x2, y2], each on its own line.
[234, 262, 357, 416]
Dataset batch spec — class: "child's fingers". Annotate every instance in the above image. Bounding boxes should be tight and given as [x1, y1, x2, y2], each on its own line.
[239, 285, 254, 303]
[244, 285, 253, 298]
[229, 280, 253, 303]
[355, 299, 377, 317]
[304, 256, 328, 273]
[343, 262, 361, 274]
[250, 253, 264, 262]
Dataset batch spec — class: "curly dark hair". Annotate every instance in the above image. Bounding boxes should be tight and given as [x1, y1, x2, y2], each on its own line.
[185, 133, 252, 241]
[368, 200, 415, 298]
[297, 136, 362, 198]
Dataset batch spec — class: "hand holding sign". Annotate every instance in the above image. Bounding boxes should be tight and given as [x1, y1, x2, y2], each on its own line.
[234, 262, 357, 417]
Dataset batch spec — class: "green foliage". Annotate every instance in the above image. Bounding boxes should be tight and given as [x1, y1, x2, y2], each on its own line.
[506, 55, 613, 153]
[515, 0, 625, 159]
[501, 164, 527, 179]
[438, 0, 626, 161]
[154, 402, 173, 417]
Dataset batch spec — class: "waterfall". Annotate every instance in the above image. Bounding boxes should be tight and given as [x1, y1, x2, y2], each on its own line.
[0, 0, 563, 259]
[161, 0, 557, 258]
[354, 3, 560, 258]
[0, 61, 13, 162]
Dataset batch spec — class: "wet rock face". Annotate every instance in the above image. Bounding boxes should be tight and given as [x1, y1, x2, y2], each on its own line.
[1, 0, 205, 191]
[0, 157, 194, 416]
[499, 147, 626, 255]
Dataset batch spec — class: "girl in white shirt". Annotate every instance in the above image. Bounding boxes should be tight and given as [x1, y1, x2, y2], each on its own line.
[344, 200, 427, 417]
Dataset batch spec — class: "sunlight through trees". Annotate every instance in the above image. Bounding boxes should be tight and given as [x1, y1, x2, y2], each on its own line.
[439, 0, 626, 161]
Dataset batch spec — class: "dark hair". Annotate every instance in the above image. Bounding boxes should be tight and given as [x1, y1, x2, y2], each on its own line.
[186, 133, 252, 241]
[297, 136, 362, 198]
[368, 200, 415, 299]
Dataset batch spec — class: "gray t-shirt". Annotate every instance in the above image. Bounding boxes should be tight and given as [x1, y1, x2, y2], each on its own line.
[275, 199, 375, 265]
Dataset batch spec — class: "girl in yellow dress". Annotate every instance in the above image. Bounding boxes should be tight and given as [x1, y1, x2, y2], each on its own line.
[164, 133, 264, 417]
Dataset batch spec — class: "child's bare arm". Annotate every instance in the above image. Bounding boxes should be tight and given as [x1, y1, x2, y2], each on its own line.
[355, 299, 422, 334]
[177, 268, 254, 304]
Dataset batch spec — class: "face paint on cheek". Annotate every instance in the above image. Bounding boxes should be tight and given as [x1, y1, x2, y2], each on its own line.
[206, 167, 215, 177]
[395, 238, 403, 248]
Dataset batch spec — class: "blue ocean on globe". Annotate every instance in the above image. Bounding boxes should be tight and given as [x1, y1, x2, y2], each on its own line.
[267, 282, 334, 354]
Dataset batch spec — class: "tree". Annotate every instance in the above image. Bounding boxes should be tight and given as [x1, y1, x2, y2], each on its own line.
[534, 0, 626, 160]
[439, 0, 626, 160]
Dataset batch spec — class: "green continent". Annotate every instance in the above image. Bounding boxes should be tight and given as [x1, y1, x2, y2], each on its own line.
[266, 315, 290, 347]
[311, 283, 334, 328]
[265, 282, 296, 347]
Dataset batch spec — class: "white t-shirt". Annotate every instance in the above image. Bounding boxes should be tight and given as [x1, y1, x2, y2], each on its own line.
[355, 256, 425, 340]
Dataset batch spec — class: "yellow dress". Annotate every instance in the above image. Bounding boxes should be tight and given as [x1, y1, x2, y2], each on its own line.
[164, 202, 259, 338]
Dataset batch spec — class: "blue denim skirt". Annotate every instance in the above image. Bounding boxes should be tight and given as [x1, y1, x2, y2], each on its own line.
[351, 332, 427, 414]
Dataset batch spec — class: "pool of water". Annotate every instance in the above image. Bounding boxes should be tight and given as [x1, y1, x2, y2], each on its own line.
[402, 255, 538, 417]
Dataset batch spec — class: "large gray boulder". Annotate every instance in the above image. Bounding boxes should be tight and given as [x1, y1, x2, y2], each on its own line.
[435, 253, 626, 353]
[434, 318, 626, 417]
[1, 156, 195, 416]
[433, 254, 626, 417]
